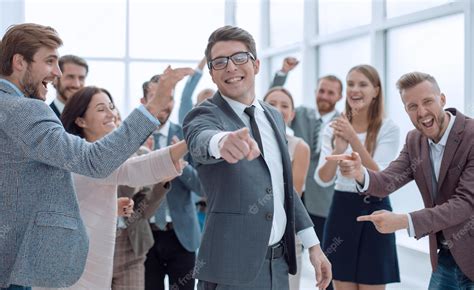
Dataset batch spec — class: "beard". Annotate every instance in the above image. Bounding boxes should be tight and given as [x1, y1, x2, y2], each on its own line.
[317, 99, 336, 114]
[21, 66, 42, 100]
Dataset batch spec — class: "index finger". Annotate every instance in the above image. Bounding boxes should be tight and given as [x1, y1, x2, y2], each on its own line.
[357, 215, 373, 222]
[325, 154, 353, 161]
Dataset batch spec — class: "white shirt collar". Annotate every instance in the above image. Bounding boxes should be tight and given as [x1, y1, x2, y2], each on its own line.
[220, 94, 264, 117]
[428, 111, 455, 148]
[319, 109, 337, 124]
[53, 97, 66, 114]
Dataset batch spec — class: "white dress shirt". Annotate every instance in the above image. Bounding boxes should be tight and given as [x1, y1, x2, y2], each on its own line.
[208, 95, 319, 248]
[315, 118, 400, 192]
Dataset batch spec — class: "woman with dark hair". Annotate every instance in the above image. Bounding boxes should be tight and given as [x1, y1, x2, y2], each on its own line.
[316, 65, 401, 290]
[37, 86, 186, 290]
[264, 86, 310, 290]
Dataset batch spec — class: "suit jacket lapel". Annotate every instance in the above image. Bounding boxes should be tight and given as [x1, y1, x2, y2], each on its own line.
[213, 92, 247, 128]
[437, 109, 464, 190]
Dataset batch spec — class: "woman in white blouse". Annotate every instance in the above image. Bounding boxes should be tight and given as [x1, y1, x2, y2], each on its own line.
[36, 86, 185, 290]
[315, 65, 401, 290]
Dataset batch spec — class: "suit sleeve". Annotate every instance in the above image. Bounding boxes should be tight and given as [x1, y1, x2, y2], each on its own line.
[178, 69, 203, 125]
[183, 105, 227, 165]
[411, 146, 474, 239]
[270, 72, 287, 88]
[1, 97, 157, 178]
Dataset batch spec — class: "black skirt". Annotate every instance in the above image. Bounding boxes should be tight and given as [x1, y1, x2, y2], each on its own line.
[322, 190, 401, 285]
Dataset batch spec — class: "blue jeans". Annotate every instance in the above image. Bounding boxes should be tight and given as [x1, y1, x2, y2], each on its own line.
[1, 286, 31, 290]
[428, 248, 474, 290]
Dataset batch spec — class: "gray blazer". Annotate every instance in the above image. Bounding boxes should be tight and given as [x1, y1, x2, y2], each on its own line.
[272, 73, 338, 218]
[183, 93, 313, 285]
[161, 122, 202, 252]
[0, 80, 158, 288]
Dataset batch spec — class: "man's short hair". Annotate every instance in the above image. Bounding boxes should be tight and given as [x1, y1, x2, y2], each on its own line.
[59, 55, 89, 75]
[0, 23, 63, 76]
[205, 25, 257, 67]
[318, 75, 343, 96]
[396, 72, 441, 95]
[142, 74, 160, 99]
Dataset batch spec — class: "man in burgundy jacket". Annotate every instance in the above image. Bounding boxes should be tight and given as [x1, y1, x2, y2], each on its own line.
[329, 71, 473, 289]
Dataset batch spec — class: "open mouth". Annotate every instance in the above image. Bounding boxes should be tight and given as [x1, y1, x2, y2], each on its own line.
[350, 96, 363, 101]
[419, 117, 434, 128]
[225, 76, 244, 84]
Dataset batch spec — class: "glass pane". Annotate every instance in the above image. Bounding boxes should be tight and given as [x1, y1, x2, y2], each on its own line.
[25, 0, 126, 58]
[269, 0, 304, 47]
[318, 0, 371, 35]
[129, 61, 216, 124]
[86, 61, 126, 117]
[269, 53, 303, 107]
[386, 0, 454, 18]
[318, 35, 371, 112]
[386, 14, 464, 214]
[236, 0, 261, 52]
[129, 0, 224, 60]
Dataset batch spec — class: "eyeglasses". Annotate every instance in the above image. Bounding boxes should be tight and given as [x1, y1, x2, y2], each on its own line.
[208, 51, 255, 70]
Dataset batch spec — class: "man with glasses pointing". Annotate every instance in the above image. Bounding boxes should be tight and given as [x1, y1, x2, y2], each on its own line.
[183, 25, 331, 290]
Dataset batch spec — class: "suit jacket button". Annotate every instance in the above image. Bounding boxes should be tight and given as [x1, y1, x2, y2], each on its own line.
[266, 213, 273, 220]
[266, 187, 272, 195]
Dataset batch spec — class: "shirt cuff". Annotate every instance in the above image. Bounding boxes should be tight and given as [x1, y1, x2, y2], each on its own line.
[137, 105, 161, 126]
[407, 213, 415, 237]
[297, 227, 320, 249]
[194, 68, 203, 74]
[356, 168, 370, 192]
[208, 132, 231, 159]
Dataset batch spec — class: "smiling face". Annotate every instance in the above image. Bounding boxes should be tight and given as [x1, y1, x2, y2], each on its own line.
[401, 80, 448, 142]
[209, 40, 260, 105]
[75, 92, 117, 142]
[315, 78, 342, 115]
[18, 46, 62, 101]
[264, 90, 295, 125]
[54, 62, 87, 103]
[346, 70, 380, 113]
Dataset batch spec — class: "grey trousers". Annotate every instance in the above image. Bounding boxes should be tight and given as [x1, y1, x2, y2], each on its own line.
[197, 255, 290, 290]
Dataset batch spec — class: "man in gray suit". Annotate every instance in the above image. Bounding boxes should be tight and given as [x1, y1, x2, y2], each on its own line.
[183, 25, 331, 290]
[141, 76, 203, 290]
[0, 23, 191, 290]
[271, 60, 343, 257]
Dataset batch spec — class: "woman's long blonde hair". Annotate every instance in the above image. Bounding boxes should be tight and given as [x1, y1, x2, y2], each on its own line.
[345, 65, 384, 156]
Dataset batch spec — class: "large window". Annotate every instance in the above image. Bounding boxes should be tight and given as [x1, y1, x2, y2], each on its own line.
[24, 0, 223, 121]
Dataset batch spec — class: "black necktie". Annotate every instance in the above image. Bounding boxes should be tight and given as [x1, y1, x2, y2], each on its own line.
[244, 106, 264, 156]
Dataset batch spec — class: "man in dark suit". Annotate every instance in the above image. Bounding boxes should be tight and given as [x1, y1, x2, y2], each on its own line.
[334, 72, 474, 288]
[142, 76, 203, 290]
[49, 55, 88, 117]
[183, 25, 331, 290]
[271, 58, 343, 267]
